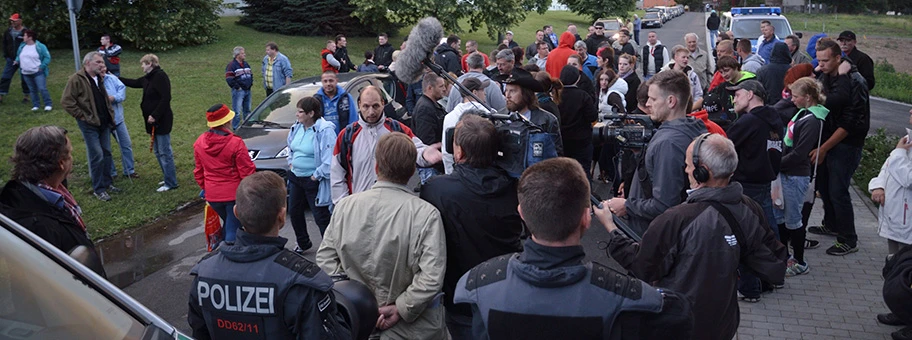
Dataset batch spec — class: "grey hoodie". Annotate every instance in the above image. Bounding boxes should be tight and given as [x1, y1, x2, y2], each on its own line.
[740, 53, 765, 73]
[625, 116, 707, 234]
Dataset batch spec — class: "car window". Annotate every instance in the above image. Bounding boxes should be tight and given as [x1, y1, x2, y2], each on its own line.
[0, 227, 146, 339]
[348, 78, 394, 104]
[732, 18, 791, 39]
[249, 85, 320, 127]
[601, 21, 620, 30]
[378, 77, 399, 101]
[645, 13, 660, 19]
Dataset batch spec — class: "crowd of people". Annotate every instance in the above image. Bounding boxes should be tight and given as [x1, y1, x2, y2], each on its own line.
[4, 8, 912, 340]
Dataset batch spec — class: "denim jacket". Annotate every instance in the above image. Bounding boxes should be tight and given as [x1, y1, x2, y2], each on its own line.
[102, 73, 127, 124]
[261, 52, 293, 90]
[287, 117, 337, 206]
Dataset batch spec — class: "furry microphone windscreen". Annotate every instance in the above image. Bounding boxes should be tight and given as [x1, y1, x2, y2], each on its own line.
[397, 17, 444, 84]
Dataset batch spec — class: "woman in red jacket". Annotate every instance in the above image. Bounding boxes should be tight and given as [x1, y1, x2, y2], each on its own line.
[193, 104, 256, 243]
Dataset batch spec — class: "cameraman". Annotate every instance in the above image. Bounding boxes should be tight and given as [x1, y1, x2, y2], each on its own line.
[605, 71, 707, 234]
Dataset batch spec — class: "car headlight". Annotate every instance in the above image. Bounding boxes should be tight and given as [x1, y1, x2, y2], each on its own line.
[275, 146, 290, 159]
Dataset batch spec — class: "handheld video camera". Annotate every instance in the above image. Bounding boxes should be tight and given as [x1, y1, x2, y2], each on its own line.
[591, 107, 656, 149]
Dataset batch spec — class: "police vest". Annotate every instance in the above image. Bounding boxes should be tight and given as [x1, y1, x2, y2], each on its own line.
[462, 253, 665, 339]
[191, 249, 336, 339]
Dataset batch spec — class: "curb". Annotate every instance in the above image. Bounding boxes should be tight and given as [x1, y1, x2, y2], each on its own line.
[852, 182, 879, 220]
[871, 96, 912, 107]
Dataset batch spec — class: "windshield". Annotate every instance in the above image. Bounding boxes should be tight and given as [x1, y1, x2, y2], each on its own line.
[645, 13, 660, 19]
[732, 18, 792, 39]
[0, 227, 145, 339]
[600, 21, 620, 30]
[245, 85, 320, 127]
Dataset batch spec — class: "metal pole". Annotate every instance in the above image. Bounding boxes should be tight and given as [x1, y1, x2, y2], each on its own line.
[67, 0, 81, 71]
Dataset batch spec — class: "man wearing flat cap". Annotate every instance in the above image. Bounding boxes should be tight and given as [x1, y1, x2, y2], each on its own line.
[836, 30, 875, 90]
[495, 68, 563, 155]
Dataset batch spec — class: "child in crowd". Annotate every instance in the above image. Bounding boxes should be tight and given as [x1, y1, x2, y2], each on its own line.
[868, 108, 912, 258]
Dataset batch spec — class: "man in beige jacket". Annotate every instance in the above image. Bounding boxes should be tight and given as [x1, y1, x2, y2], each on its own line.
[318, 132, 447, 340]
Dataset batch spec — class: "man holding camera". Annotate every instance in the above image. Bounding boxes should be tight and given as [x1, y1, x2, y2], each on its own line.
[495, 68, 563, 155]
[605, 71, 706, 234]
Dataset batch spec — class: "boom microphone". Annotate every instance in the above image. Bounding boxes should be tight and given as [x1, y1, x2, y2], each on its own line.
[397, 17, 444, 84]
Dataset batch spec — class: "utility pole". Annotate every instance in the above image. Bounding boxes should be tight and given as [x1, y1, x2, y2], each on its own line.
[66, 0, 83, 71]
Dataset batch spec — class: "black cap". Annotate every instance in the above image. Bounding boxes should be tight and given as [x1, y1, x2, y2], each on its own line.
[493, 68, 545, 92]
[837, 30, 856, 41]
[725, 79, 767, 101]
[594, 22, 605, 29]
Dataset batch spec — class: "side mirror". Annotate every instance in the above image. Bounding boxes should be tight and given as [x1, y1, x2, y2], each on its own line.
[68, 245, 107, 277]
[796, 32, 804, 39]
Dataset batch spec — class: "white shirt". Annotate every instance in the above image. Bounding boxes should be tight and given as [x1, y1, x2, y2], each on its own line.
[442, 101, 488, 174]
[19, 44, 40, 75]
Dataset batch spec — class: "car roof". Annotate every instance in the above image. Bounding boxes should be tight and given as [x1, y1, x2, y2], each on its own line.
[289, 71, 372, 87]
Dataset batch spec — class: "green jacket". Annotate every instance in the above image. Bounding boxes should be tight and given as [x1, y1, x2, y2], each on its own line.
[61, 69, 115, 127]
[15, 41, 50, 77]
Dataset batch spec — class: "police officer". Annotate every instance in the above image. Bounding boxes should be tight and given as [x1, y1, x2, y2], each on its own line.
[453, 157, 693, 339]
[188, 171, 351, 339]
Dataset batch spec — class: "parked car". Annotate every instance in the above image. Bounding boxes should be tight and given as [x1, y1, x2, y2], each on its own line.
[0, 212, 192, 339]
[720, 7, 799, 54]
[642, 12, 663, 28]
[236, 72, 405, 178]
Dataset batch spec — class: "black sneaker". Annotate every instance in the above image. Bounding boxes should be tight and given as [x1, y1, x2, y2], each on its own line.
[825, 242, 858, 256]
[94, 191, 111, 201]
[878, 313, 906, 326]
[893, 326, 912, 340]
[808, 225, 838, 236]
[805, 239, 820, 249]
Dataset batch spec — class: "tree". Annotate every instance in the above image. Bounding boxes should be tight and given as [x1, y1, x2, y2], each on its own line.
[0, 0, 220, 51]
[238, 0, 396, 37]
[349, 0, 551, 40]
[559, 0, 635, 22]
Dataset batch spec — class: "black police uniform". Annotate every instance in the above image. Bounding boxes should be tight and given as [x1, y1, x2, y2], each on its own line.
[188, 231, 350, 339]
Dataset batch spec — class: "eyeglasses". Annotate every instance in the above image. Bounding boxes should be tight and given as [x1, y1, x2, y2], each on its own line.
[596, 27, 604, 30]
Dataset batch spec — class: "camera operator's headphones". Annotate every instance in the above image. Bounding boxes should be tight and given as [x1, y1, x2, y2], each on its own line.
[691, 133, 712, 183]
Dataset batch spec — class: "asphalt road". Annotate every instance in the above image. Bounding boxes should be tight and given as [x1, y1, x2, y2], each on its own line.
[110, 11, 911, 334]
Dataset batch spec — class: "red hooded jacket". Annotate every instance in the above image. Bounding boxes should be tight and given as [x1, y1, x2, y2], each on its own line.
[545, 31, 578, 79]
[193, 128, 256, 202]
[688, 109, 727, 137]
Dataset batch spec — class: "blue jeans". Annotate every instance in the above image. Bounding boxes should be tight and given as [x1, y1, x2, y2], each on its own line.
[153, 133, 178, 188]
[0, 57, 28, 96]
[76, 120, 114, 193]
[819, 143, 862, 246]
[230, 88, 251, 129]
[633, 30, 640, 45]
[288, 174, 332, 247]
[773, 174, 810, 230]
[109, 122, 136, 177]
[22, 72, 52, 107]
[209, 201, 241, 242]
[709, 30, 718, 49]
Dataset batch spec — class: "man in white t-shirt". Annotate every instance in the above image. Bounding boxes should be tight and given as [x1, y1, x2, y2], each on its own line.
[442, 77, 489, 174]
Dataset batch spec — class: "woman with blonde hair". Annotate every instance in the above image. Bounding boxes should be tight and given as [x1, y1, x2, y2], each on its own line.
[775, 76, 828, 277]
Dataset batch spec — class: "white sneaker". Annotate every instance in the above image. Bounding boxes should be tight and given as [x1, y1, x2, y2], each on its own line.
[31, 107, 38, 111]
[44, 106, 52, 111]
[158, 181, 165, 186]
[156, 185, 173, 192]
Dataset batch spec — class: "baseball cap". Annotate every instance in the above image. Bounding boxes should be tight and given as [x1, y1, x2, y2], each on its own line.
[726, 80, 767, 100]
[594, 22, 605, 29]
[9, 13, 21, 21]
[462, 77, 491, 92]
[837, 31, 856, 41]
[506, 30, 513, 35]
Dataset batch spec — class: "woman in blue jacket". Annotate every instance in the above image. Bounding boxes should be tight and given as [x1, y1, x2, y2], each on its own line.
[286, 96, 336, 253]
[15, 29, 51, 111]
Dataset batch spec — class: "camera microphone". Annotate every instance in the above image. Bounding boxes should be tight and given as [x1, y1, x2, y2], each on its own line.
[397, 17, 444, 84]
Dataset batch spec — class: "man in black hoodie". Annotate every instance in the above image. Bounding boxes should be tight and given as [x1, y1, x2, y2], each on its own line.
[374, 33, 394, 72]
[756, 42, 791, 105]
[332, 34, 356, 73]
[725, 79, 784, 301]
[420, 114, 524, 340]
[434, 35, 463, 76]
[557, 65, 598, 178]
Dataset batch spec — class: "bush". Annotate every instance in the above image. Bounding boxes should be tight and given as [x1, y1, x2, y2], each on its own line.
[0, 0, 221, 51]
[872, 60, 912, 104]
[238, 0, 396, 37]
[854, 128, 900, 196]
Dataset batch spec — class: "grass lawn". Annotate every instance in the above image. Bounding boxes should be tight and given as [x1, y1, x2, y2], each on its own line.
[787, 13, 912, 39]
[0, 12, 601, 240]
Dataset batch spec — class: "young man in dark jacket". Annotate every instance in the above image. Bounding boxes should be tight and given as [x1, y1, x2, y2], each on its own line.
[189, 172, 351, 340]
[374, 33, 395, 72]
[557, 65, 598, 177]
[0, 126, 106, 277]
[412, 72, 449, 181]
[332, 34, 356, 73]
[599, 133, 787, 340]
[420, 114, 524, 339]
[0, 13, 28, 103]
[725, 79, 784, 300]
[807, 39, 871, 256]
[457, 158, 694, 340]
[756, 42, 791, 105]
[434, 35, 463, 76]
